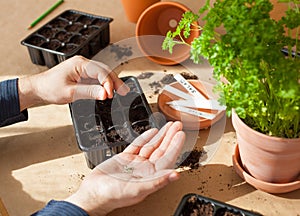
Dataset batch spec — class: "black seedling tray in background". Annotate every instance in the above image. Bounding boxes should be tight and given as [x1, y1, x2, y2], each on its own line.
[21, 9, 113, 68]
[69, 76, 161, 168]
[174, 193, 262, 216]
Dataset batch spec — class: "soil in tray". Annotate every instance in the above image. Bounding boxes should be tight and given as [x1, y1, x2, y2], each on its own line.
[106, 127, 131, 143]
[69, 35, 87, 45]
[77, 16, 94, 25]
[132, 120, 152, 134]
[25, 35, 46, 46]
[42, 40, 61, 50]
[183, 195, 214, 216]
[72, 77, 156, 150]
[80, 26, 99, 36]
[58, 44, 78, 54]
[55, 31, 73, 42]
[181, 195, 248, 216]
[65, 22, 84, 32]
[181, 195, 244, 216]
[60, 11, 81, 21]
[38, 27, 56, 38]
[49, 18, 69, 28]
[129, 106, 149, 122]
[92, 19, 107, 27]
[215, 208, 243, 216]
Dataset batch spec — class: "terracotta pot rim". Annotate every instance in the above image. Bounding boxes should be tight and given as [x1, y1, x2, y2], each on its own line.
[137, 1, 191, 23]
[232, 144, 300, 193]
[135, 1, 199, 65]
[232, 109, 300, 141]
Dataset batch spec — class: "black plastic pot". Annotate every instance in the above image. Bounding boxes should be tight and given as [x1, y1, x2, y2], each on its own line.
[174, 193, 262, 216]
[69, 76, 161, 168]
[21, 10, 113, 68]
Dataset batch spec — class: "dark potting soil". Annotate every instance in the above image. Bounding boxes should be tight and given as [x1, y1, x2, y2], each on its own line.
[69, 35, 87, 45]
[180, 72, 198, 80]
[60, 11, 81, 21]
[176, 194, 261, 216]
[177, 148, 203, 170]
[182, 195, 214, 216]
[80, 26, 99, 36]
[55, 31, 73, 42]
[49, 18, 69, 28]
[26, 35, 46, 46]
[65, 23, 84, 32]
[181, 196, 244, 216]
[42, 40, 61, 50]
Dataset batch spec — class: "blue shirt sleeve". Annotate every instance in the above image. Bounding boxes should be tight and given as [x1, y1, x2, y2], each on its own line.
[1, 80, 88, 215]
[31, 200, 89, 216]
[0, 78, 28, 127]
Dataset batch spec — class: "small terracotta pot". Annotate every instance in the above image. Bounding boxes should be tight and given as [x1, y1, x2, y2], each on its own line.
[136, 1, 200, 65]
[232, 110, 300, 184]
[121, 0, 160, 23]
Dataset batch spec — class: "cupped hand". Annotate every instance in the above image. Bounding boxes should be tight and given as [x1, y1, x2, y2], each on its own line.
[65, 121, 185, 216]
[18, 55, 129, 110]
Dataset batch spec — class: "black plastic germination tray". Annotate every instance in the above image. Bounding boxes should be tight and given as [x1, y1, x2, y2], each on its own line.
[21, 9, 113, 68]
[69, 76, 160, 169]
[174, 193, 262, 216]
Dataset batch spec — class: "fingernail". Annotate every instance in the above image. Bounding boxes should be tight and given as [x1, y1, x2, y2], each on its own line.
[169, 171, 180, 182]
[117, 84, 130, 96]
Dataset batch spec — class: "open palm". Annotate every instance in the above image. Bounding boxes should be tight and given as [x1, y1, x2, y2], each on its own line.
[67, 121, 185, 215]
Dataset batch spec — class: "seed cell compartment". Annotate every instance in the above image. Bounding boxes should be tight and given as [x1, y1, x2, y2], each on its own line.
[174, 194, 262, 216]
[21, 10, 113, 68]
[69, 76, 159, 168]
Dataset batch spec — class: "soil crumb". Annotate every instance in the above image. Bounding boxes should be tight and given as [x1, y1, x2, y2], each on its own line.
[180, 71, 198, 80]
[137, 72, 154, 79]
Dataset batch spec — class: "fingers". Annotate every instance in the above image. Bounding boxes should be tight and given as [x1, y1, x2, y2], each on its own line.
[123, 128, 159, 154]
[135, 170, 180, 194]
[73, 84, 108, 100]
[107, 72, 130, 96]
[138, 122, 174, 158]
[154, 131, 186, 170]
[149, 121, 183, 161]
[78, 57, 129, 99]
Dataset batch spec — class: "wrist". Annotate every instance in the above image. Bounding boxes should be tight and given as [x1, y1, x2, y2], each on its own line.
[65, 191, 110, 216]
[18, 75, 44, 111]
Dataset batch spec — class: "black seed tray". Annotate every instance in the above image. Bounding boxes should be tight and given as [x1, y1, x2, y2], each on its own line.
[69, 76, 160, 169]
[21, 9, 113, 68]
[174, 193, 262, 216]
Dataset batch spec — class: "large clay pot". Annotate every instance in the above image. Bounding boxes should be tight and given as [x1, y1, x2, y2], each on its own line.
[136, 1, 200, 65]
[232, 110, 300, 184]
[121, 0, 160, 23]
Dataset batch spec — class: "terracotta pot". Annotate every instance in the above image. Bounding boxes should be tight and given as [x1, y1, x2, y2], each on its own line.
[232, 110, 300, 184]
[136, 1, 200, 65]
[121, 0, 160, 23]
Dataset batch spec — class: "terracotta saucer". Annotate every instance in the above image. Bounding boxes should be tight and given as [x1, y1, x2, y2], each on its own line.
[232, 144, 300, 194]
[157, 80, 225, 130]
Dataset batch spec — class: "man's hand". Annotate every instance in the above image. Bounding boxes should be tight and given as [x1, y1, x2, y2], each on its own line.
[18, 55, 129, 111]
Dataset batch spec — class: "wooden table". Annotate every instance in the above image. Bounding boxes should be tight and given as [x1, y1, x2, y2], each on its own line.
[0, 0, 299, 215]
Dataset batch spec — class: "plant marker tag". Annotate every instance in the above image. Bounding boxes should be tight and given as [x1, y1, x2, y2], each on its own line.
[174, 74, 208, 101]
[163, 85, 195, 100]
[170, 105, 216, 120]
[167, 99, 226, 111]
